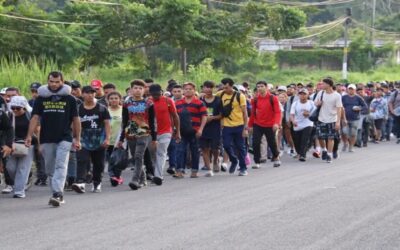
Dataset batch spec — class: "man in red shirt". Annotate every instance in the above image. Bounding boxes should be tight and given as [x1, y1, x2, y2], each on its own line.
[148, 84, 181, 186]
[174, 82, 207, 178]
[249, 81, 282, 169]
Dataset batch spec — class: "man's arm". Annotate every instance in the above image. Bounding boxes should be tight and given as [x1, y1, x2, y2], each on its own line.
[171, 112, 181, 141]
[25, 115, 40, 147]
[103, 119, 111, 148]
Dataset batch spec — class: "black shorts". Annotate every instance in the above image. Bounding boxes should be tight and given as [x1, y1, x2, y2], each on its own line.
[374, 119, 384, 130]
[199, 137, 221, 150]
[316, 122, 340, 140]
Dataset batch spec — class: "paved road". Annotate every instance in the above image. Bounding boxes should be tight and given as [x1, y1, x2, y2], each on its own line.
[1, 141, 400, 250]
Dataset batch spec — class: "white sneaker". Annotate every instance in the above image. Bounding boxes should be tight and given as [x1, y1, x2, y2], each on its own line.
[252, 164, 260, 169]
[71, 183, 86, 194]
[204, 170, 214, 177]
[92, 183, 102, 193]
[2, 185, 13, 194]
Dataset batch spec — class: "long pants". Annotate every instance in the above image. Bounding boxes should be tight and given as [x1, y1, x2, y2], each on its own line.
[252, 124, 279, 164]
[393, 115, 400, 139]
[223, 125, 247, 171]
[128, 136, 150, 184]
[34, 144, 47, 182]
[177, 134, 199, 172]
[76, 148, 106, 186]
[144, 148, 154, 176]
[150, 133, 172, 179]
[3, 160, 14, 186]
[167, 138, 177, 169]
[6, 147, 34, 196]
[292, 127, 313, 158]
[41, 141, 72, 196]
[67, 151, 77, 183]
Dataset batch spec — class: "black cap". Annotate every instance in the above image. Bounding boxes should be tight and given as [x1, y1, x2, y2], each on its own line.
[82, 86, 96, 93]
[30, 82, 41, 90]
[70, 80, 81, 89]
[149, 84, 162, 94]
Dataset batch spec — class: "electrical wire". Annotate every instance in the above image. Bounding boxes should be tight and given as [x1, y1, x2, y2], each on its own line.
[351, 18, 400, 36]
[260, 0, 355, 7]
[0, 13, 98, 26]
[0, 27, 85, 39]
[71, 0, 122, 5]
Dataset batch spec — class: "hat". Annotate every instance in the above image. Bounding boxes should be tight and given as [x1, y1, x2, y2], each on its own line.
[0, 87, 8, 94]
[237, 85, 246, 93]
[298, 88, 309, 95]
[82, 86, 96, 93]
[70, 80, 81, 89]
[30, 82, 41, 90]
[267, 84, 274, 90]
[347, 84, 357, 90]
[90, 79, 103, 89]
[182, 82, 196, 89]
[10, 96, 28, 108]
[277, 86, 287, 92]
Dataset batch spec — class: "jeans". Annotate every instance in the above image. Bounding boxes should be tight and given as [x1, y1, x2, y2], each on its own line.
[222, 125, 247, 171]
[127, 136, 150, 183]
[252, 124, 279, 164]
[76, 147, 106, 185]
[6, 147, 34, 196]
[150, 133, 172, 179]
[41, 141, 72, 195]
[34, 144, 47, 182]
[177, 134, 199, 172]
[292, 127, 313, 158]
[394, 115, 400, 139]
[67, 151, 77, 181]
[167, 138, 178, 169]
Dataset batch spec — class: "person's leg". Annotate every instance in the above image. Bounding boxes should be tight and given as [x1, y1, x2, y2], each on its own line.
[34, 144, 47, 183]
[76, 148, 90, 184]
[66, 150, 77, 186]
[252, 125, 262, 164]
[130, 136, 150, 184]
[13, 148, 34, 196]
[265, 127, 280, 161]
[41, 143, 57, 193]
[144, 148, 154, 178]
[395, 116, 400, 141]
[222, 127, 238, 172]
[348, 122, 357, 151]
[283, 122, 295, 151]
[90, 148, 106, 187]
[52, 141, 72, 195]
[299, 127, 313, 158]
[154, 133, 172, 179]
[326, 139, 334, 154]
[292, 130, 302, 157]
[201, 146, 211, 170]
[5, 157, 17, 185]
[176, 136, 189, 174]
[167, 139, 177, 170]
[188, 135, 200, 174]
[386, 116, 393, 140]
[231, 126, 247, 172]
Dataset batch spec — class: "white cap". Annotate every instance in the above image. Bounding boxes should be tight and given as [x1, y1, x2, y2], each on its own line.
[0, 88, 7, 94]
[237, 85, 246, 93]
[10, 96, 28, 108]
[277, 86, 287, 92]
[347, 84, 357, 90]
[267, 84, 274, 90]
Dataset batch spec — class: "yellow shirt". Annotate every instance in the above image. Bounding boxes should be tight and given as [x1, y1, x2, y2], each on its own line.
[217, 91, 247, 127]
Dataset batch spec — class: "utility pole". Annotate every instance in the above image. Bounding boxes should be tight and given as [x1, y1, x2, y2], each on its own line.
[371, 0, 376, 42]
[342, 8, 352, 80]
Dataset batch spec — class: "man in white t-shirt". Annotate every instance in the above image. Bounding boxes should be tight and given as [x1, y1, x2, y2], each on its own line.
[314, 78, 343, 163]
[290, 88, 316, 162]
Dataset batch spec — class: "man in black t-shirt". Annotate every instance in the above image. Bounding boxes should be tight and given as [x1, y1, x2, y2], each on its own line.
[72, 86, 111, 194]
[26, 71, 81, 207]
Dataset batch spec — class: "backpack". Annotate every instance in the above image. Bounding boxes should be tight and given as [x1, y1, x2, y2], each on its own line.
[221, 91, 241, 120]
[179, 105, 196, 136]
[253, 94, 275, 118]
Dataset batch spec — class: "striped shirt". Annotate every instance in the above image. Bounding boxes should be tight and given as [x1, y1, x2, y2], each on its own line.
[175, 97, 207, 131]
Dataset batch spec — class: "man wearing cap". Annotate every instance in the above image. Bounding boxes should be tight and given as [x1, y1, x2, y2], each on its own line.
[290, 88, 315, 161]
[71, 86, 111, 194]
[28, 82, 41, 107]
[26, 71, 81, 207]
[91, 79, 107, 107]
[341, 84, 367, 152]
[70, 80, 83, 104]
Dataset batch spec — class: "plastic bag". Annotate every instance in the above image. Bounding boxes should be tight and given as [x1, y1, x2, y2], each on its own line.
[109, 148, 129, 172]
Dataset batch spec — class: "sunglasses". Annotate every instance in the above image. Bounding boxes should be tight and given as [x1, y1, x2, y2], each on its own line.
[11, 106, 22, 111]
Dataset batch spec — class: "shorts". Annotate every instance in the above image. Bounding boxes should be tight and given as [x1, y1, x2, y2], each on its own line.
[316, 122, 340, 140]
[199, 137, 221, 150]
[374, 119, 384, 130]
[342, 121, 359, 137]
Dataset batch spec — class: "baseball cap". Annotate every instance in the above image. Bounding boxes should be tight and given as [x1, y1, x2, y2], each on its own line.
[90, 79, 103, 89]
[70, 80, 81, 89]
[0, 87, 8, 94]
[82, 86, 97, 93]
[298, 88, 309, 95]
[277, 86, 287, 92]
[30, 82, 41, 90]
[347, 84, 357, 90]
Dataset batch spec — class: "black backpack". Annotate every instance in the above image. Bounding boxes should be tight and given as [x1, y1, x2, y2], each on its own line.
[221, 91, 241, 120]
[179, 105, 196, 136]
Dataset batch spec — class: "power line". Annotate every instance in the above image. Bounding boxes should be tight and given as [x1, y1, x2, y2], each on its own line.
[260, 0, 355, 7]
[71, 0, 122, 5]
[0, 13, 98, 26]
[351, 18, 400, 36]
[0, 27, 85, 39]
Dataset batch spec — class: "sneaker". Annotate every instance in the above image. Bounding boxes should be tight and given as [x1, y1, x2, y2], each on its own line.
[153, 177, 163, 186]
[129, 181, 141, 190]
[86, 172, 93, 184]
[238, 170, 248, 176]
[71, 183, 86, 194]
[64, 183, 73, 192]
[326, 155, 332, 163]
[260, 159, 267, 164]
[2, 185, 13, 194]
[48, 195, 65, 207]
[252, 164, 260, 169]
[166, 168, 176, 175]
[273, 160, 281, 168]
[321, 151, 328, 161]
[201, 166, 208, 171]
[299, 156, 306, 162]
[348, 147, 355, 153]
[139, 181, 147, 187]
[92, 183, 102, 193]
[333, 151, 339, 159]
[110, 177, 119, 187]
[13, 193, 25, 198]
[229, 162, 238, 174]
[220, 163, 228, 172]
[190, 172, 199, 178]
[213, 164, 220, 173]
[342, 144, 348, 152]
[289, 149, 296, 157]
[204, 170, 214, 177]
[39, 180, 47, 186]
[146, 173, 154, 181]
[312, 151, 321, 158]
[34, 179, 41, 186]
[173, 172, 184, 179]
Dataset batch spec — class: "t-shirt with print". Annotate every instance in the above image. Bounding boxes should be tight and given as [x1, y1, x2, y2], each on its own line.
[314, 91, 343, 124]
[32, 95, 78, 143]
[152, 96, 177, 136]
[290, 100, 316, 131]
[108, 106, 122, 146]
[79, 103, 111, 151]
[217, 91, 247, 127]
[201, 96, 222, 139]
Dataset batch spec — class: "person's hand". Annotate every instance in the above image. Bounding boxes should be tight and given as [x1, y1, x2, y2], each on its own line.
[73, 139, 81, 151]
[102, 138, 110, 148]
[335, 122, 341, 131]
[342, 120, 348, 127]
[206, 116, 214, 123]
[292, 121, 298, 128]
[196, 130, 203, 139]
[248, 127, 253, 134]
[273, 124, 280, 132]
[25, 136, 32, 147]
[1, 145, 12, 157]
[303, 111, 310, 117]
[117, 141, 124, 148]
[151, 140, 158, 148]
[315, 100, 322, 107]
[174, 132, 181, 143]
[242, 129, 249, 138]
